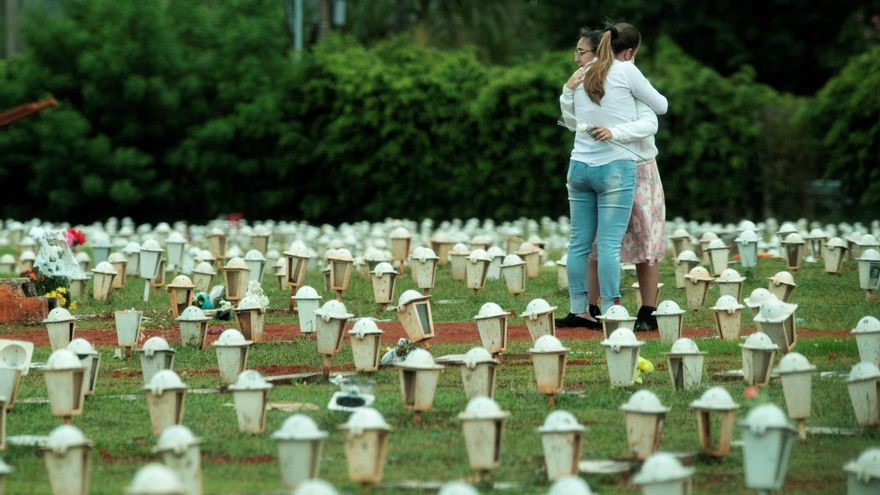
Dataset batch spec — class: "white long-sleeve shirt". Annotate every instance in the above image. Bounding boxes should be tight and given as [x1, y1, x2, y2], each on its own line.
[559, 60, 666, 165]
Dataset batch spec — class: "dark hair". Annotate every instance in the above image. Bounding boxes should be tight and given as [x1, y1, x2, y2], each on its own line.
[578, 26, 603, 53]
[583, 23, 642, 103]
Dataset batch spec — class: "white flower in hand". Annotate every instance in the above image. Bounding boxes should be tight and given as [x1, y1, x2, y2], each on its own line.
[576, 123, 593, 133]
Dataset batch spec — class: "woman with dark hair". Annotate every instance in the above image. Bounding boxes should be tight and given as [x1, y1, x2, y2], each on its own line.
[559, 26, 667, 331]
[556, 23, 667, 327]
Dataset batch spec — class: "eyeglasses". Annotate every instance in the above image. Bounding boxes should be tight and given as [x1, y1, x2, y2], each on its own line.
[575, 48, 593, 56]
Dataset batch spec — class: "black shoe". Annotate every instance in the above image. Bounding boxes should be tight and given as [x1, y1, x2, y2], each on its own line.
[633, 305, 658, 332]
[589, 304, 601, 318]
[555, 312, 603, 329]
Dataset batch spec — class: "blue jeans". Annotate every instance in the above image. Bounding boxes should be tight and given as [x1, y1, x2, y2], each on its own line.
[566, 159, 636, 314]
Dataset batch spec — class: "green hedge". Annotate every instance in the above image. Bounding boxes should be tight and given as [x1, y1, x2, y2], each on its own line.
[2, 0, 866, 224]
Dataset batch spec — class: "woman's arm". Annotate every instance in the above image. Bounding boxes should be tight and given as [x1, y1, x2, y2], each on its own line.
[620, 62, 668, 115]
[608, 100, 658, 143]
[559, 86, 578, 131]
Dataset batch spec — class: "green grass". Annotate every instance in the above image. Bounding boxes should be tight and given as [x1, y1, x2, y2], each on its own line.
[1, 252, 878, 494]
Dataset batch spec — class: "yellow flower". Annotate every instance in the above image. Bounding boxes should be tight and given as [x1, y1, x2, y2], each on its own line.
[637, 356, 654, 373]
[69, 302, 78, 311]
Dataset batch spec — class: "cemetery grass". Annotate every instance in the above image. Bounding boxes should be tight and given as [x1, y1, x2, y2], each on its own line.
[1, 254, 878, 494]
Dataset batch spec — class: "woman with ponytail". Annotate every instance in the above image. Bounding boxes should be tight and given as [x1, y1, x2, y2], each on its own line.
[556, 23, 667, 328]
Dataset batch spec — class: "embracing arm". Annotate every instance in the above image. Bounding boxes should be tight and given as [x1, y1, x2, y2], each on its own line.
[621, 62, 668, 115]
[609, 100, 657, 143]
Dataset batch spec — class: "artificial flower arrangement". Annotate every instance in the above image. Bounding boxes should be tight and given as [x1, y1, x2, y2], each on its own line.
[44, 286, 77, 310]
[65, 228, 86, 247]
[20, 267, 76, 310]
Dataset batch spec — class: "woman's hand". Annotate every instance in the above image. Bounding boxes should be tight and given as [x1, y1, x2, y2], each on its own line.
[565, 66, 586, 90]
[589, 125, 613, 141]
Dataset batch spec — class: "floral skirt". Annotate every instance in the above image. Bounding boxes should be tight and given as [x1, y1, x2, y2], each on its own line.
[590, 158, 666, 264]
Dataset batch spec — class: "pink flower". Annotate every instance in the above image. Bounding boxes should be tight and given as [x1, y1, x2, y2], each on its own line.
[743, 387, 759, 400]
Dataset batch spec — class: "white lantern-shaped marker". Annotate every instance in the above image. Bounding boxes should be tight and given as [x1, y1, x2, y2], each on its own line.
[548, 476, 596, 495]
[390, 227, 412, 274]
[620, 390, 669, 460]
[228, 369, 272, 434]
[538, 410, 585, 481]
[522, 298, 557, 342]
[90, 235, 112, 265]
[690, 387, 740, 457]
[781, 233, 806, 270]
[437, 481, 479, 495]
[294, 286, 322, 335]
[767, 270, 797, 302]
[529, 335, 569, 403]
[396, 348, 444, 417]
[633, 452, 694, 495]
[348, 318, 384, 372]
[473, 302, 510, 356]
[154, 425, 202, 495]
[683, 266, 713, 311]
[243, 249, 267, 284]
[744, 288, 776, 321]
[858, 234, 880, 260]
[144, 370, 187, 436]
[234, 296, 266, 342]
[852, 316, 880, 367]
[736, 230, 760, 269]
[470, 234, 492, 252]
[710, 295, 746, 341]
[601, 328, 644, 387]
[221, 257, 250, 305]
[0, 254, 15, 273]
[705, 238, 730, 276]
[90, 261, 117, 301]
[499, 254, 527, 295]
[292, 480, 338, 495]
[191, 261, 215, 294]
[74, 248, 92, 273]
[516, 241, 542, 278]
[739, 403, 796, 493]
[652, 300, 686, 345]
[409, 246, 438, 294]
[395, 290, 434, 344]
[664, 338, 706, 391]
[847, 362, 880, 427]
[698, 231, 719, 265]
[68, 274, 89, 300]
[140, 239, 165, 302]
[136, 336, 176, 387]
[340, 407, 391, 486]
[126, 463, 185, 495]
[741, 332, 778, 387]
[669, 228, 693, 259]
[284, 242, 311, 293]
[212, 329, 252, 386]
[458, 396, 510, 473]
[43, 349, 87, 422]
[165, 232, 186, 271]
[114, 308, 143, 354]
[715, 268, 746, 301]
[369, 262, 397, 307]
[460, 347, 499, 400]
[556, 253, 568, 290]
[674, 250, 701, 289]
[17, 249, 35, 272]
[775, 352, 815, 440]
[43, 307, 76, 351]
[448, 243, 470, 281]
[275, 256, 289, 290]
[824, 237, 848, 274]
[775, 222, 798, 242]
[430, 232, 453, 266]
[177, 306, 210, 349]
[195, 249, 217, 270]
[165, 275, 195, 318]
[272, 414, 328, 489]
[857, 249, 880, 295]
[249, 226, 271, 254]
[597, 305, 637, 338]
[124, 241, 141, 276]
[0, 340, 33, 410]
[42, 425, 92, 495]
[327, 248, 354, 298]
[207, 227, 227, 262]
[631, 282, 664, 309]
[754, 298, 798, 352]
[844, 448, 880, 495]
[485, 246, 505, 280]
[466, 249, 491, 291]
[66, 339, 99, 396]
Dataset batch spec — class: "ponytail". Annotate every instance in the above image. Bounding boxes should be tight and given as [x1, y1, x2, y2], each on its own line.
[583, 28, 616, 104]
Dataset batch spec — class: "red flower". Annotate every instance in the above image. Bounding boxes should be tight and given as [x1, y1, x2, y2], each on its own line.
[66, 228, 86, 247]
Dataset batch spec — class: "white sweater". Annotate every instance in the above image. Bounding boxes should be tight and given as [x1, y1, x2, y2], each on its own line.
[560, 60, 666, 165]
